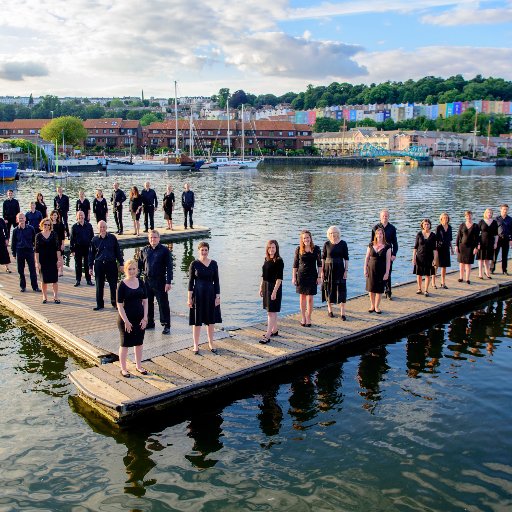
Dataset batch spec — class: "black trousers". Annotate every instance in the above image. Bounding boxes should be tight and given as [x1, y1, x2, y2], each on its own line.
[183, 207, 193, 228]
[61, 211, 69, 237]
[144, 205, 154, 230]
[384, 260, 394, 297]
[493, 237, 510, 273]
[147, 284, 170, 327]
[74, 244, 91, 282]
[93, 260, 118, 307]
[114, 206, 123, 233]
[5, 217, 17, 240]
[16, 248, 38, 290]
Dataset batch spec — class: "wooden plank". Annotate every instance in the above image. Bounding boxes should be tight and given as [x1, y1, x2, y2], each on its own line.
[164, 352, 218, 378]
[233, 333, 290, 357]
[176, 347, 237, 374]
[152, 354, 204, 381]
[197, 346, 254, 371]
[98, 363, 161, 395]
[243, 326, 311, 352]
[111, 361, 177, 392]
[216, 337, 274, 360]
[87, 366, 147, 401]
[139, 360, 193, 387]
[70, 369, 130, 407]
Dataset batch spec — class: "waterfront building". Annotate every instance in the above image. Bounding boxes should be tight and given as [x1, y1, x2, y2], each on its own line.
[83, 118, 142, 151]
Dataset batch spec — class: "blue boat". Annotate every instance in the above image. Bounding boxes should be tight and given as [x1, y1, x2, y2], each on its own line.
[461, 157, 496, 167]
[0, 162, 18, 181]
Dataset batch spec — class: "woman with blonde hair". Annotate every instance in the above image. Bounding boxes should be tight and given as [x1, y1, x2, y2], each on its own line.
[477, 208, 498, 279]
[434, 212, 454, 289]
[322, 225, 349, 320]
[292, 230, 322, 327]
[116, 259, 148, 377]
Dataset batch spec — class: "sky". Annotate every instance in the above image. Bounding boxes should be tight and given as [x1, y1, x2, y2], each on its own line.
[0, 0, 511, 99]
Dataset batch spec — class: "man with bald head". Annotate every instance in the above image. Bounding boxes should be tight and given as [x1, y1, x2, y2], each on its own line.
[88, 221, 123, 311]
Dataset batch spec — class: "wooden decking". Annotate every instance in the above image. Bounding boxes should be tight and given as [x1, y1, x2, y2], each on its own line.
[1, 262, 511, 424]
[63, 224, 210, 249]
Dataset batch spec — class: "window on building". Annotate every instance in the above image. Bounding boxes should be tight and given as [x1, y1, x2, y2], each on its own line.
[288, 131, 294, 136]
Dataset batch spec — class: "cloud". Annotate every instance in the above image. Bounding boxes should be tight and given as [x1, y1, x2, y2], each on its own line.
[224, 33, 367, 79]
[286, 0, 480, 20]
[357, 46, 512, 83]
[0, 61, 49, 81]
[422, 3, 512, 26]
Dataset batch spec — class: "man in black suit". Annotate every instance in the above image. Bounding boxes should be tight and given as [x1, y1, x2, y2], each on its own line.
[110, 181, 126, 235]
[54, 186, 70, 238]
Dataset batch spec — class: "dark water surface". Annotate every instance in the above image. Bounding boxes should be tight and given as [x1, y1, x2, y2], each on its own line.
[1, 164, 512, 510]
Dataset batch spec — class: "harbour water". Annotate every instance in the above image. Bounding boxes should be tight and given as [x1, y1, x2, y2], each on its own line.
[1, 164, 512, 510]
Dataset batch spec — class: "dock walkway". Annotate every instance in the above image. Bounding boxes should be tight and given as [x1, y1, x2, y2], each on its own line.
[1, 262, 511, 423]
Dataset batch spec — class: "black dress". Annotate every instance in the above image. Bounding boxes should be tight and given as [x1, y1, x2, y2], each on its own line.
[413, 231, 437, 276]
[117, 279, 147, 347]
[35, 231, 59, 283]
[51, 221, 65, 249]
[93, 197, 108, 223]
[436, 224, 452, 268]
[188, 260, 222, 326]
[76, 198, 91, 220]
[456, 223, 480, 264]
[163, 192, 175, 220]
[130, 196, 143, 221]
[366, 243, 390, 294]
[35, 200, 47, 219]
[262, 258, 284, 312]
[0, 218, 10, 265]
[478, 219, 498, 260]
[293, 245, 322, 295]
[322, 240, 349, 304]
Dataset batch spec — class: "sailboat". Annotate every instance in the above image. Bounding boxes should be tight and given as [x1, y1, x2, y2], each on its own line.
[461, 110, 496, 167]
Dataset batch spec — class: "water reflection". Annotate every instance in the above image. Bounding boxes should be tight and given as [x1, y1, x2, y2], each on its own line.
[257, 385, 283, 440]
[357, 346, 390, 412]
[185, 411, 224, 469]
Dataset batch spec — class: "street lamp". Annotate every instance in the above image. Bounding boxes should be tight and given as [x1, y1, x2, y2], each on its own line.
[50, 110, 54, 119]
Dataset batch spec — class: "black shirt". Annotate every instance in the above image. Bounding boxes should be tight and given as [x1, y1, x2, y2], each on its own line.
[3, 198, 20, 220]
[182, 190, 195, 208]
[371, 222, 398, 256]
[12, 225, 35, 256]
[88, 233, 123, 268]
[496, 214, 512, 240]
[76, 198, 91, 218]
[138, 243, 173, 287]
[141, 188, 158, 208]
[35, 200, 47, 218]
[54, 194, 70, 214]
[262, 258, 284, 283]
[70, 221, 94, 250]
[93, 197, 108, 219]
[111, 189, 126, 211]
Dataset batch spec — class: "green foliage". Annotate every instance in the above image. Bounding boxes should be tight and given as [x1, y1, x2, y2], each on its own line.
[217, 88, 230, 109]
[40, 116, 87, 145]
[0, 138, 48, 162]
[140, 112, 163, 126]
[313, 117, 341, 132]
[110, 98, 125, 108]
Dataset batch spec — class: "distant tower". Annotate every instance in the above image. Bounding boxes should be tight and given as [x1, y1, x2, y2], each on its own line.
[141, 89, 144, 102]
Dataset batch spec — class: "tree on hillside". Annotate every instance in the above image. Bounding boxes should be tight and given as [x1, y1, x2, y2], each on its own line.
[140, 112, 163, 126]
[110, 98, 125, 108]
[31, 95, 61, 118]
[217, 88, 230, 109]
[313, 118, 341, 132]
[230, 90, 248, 109]
[40, 116, 87, 146]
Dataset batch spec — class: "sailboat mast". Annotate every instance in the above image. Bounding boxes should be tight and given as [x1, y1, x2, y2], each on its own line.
[472, 109, 478, 158]
[227, 99, 231, 159]
[174, 81, 179, 155]
[241, 104, 245, 161]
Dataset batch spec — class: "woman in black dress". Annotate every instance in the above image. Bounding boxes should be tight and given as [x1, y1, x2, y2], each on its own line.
[35, 192, 47, 219]
[129, 186, 143, 236]
[456, 210, 480, 284]
[49, 210, 65, 276]
[412, 219, 438, 297]
[364, 227, 391, 314]
[187, 241, 222, 354]
[163, 184, 175, 230]
[34, 218, 61, 303]
[117, 259, 148, 378]
[434, 212, 454, 289]
[93, 189, 108, 224]
[259, 240, 284, 343]
[0, 217, 11, 273]
[322, 225, 349, 321]
[477, 208, 498, 279]
[76, 190, 91, 222]
[292, 230, 322, 327]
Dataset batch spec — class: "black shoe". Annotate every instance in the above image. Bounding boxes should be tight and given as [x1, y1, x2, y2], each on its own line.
[190, 226, 194, 229]
[74, 281, 80, 287]
[146, 322, 155, 329]
[162, 326, 170, 335]
[504, 271, 509, 275]
[20, 287, 26, 293]
[387, 295, 393, 300]
[93, 305, 104, 311]
[118, 231, 123, 235]
[111, 302, 117, 308]
[143, 229, 148, 232]
[86, 280, 94, 286]
[33, 287, 41, 292]
[327, 311, 334, 318]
